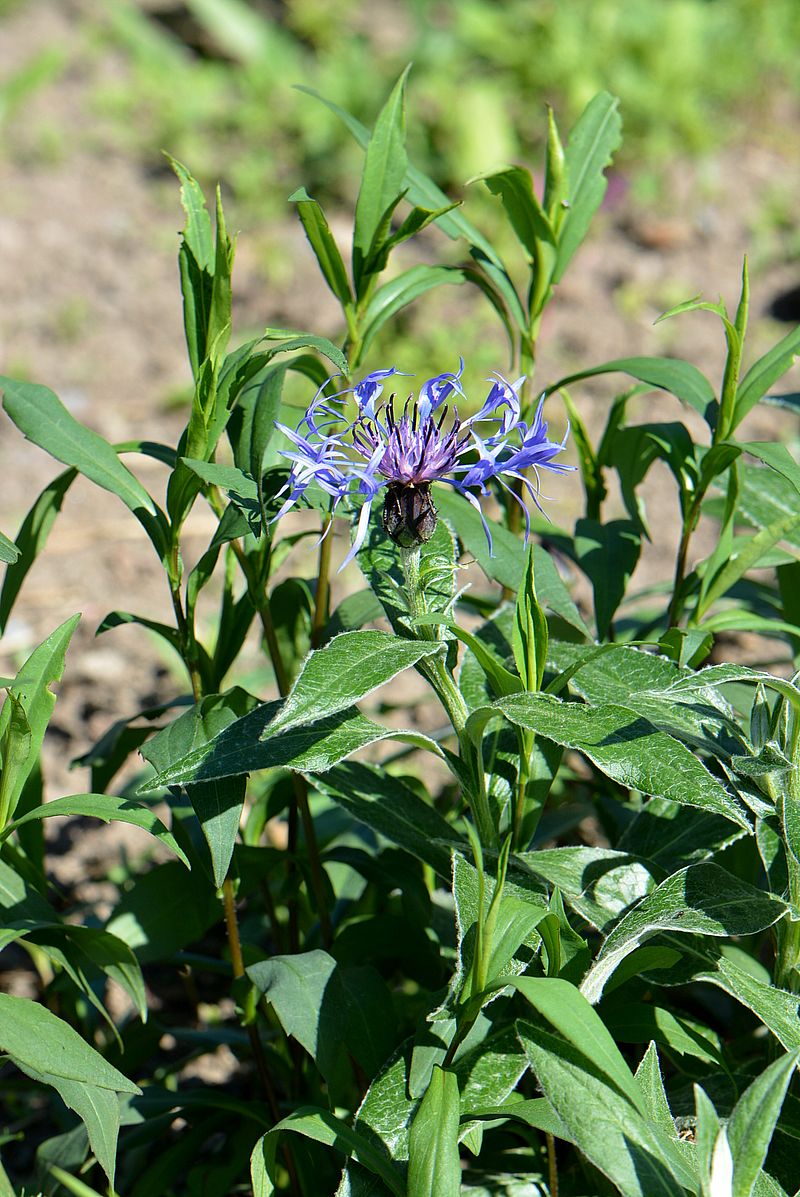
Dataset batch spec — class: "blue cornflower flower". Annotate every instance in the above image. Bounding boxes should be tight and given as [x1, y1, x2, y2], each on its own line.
[274, 362, 573, 568]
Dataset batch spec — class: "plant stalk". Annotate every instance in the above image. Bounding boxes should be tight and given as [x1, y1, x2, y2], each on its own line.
[400, 544, 496, 847]
[312, 515, 333, 647]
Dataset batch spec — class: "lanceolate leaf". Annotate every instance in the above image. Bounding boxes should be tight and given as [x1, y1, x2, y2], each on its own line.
[692, 954, 800, 1051]
[0, 993, 139, 1188]
[352, 66, 410, 289]
[251, 1108, 404, 1197]
[0, 615, 80, 828]
[295, 83, 503, 267]
[581, 863, 788, 1003]
[359, 265, 466, 360]
[0, 792, 189, 866]
[0, 468, 76, 634]
[516, 1019, 692, 1195]
[139, 699, 443, 792]
[265, 630, 444, 736]
[554, 92, 623, 282]
[734, 325, 800, 428]
[290, 187, 353, 308]
[479, 165, 555, 256]
[0, 379, 165, 552]
[313, 762, 466, 879]
[407, 1067, 461, 1197]
[547, 356, 717, 423]
[726, 1051, 799, 1197]
[476, 690, 749, 829]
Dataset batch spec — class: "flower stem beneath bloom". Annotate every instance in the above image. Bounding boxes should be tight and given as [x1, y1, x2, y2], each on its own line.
[399, 545, 497, 848]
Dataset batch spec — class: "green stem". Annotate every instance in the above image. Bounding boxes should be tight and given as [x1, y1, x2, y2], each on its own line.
[666, 497, 701, 629]
[168, 543, 203, 702]
[399, 545, 496, 847]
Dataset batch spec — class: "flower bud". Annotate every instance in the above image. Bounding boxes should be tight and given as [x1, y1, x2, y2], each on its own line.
[382, 483, 437, 547]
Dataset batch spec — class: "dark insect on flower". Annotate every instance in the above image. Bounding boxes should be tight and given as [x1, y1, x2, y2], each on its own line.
[382, 482, 438, 547]
[274, 360, 573, 567]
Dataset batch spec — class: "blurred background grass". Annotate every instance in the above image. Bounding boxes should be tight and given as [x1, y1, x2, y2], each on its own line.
[4, 0, 800, 217]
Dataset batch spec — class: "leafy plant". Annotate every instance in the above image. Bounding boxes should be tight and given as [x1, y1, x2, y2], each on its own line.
[1, 70, 800, 1197]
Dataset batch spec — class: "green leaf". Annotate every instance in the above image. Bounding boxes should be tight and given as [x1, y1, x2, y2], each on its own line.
[692, 953, 800, 1052]
[359, 265, 466, 360]
[548, 355, 717, 423]
[551, 641, 743, 758]
[247, 952, 396, 1087]
[727, 1051, 799, 1197]
[260, 329, 348, 377]
[735, 464, 800, 550]
[695, 511, 800, 620]
[295, 82, 504, 268]
[734, 325, 800, 428]
[737, 441, 800, 497]
[106, 860, 220, 964]
[635, 1042, 678, 1140]
[251, 1107, 404, 1197]
[338, 1028, 527, 1195]
[434, 487, 590, 636]
[314, 761, 466, 879]
[580, 863, 787, 1003]
[266, 630, 444, 736]
[95, 609, 183, 660]
[207, 185, 234, 364]
[0, 530, 19, 564]
[364, 201, 461, 276]
[0, 616, 80, 828]
[180, 457, 262, 535]
[289, 187, 353, 308]
[479, 165, 555, 255]
[0, 993, 139, 1187]
[479, 690, 749, 829]
[512, 543, 548, 691]
[248, 950, 339, 1080]
[185, 776, 246, 887]
[454, 854, 547, 995]
[139, 699, 441, 793]
[0, 469, 76, 634]
[1, 379, 166, 556]
[619, 796, 747, 873]
[554, 92, 623, 282]
[574, 518, 641, 638]
[664, 663, 800, 716]
[0, 792, 189, 866]
[517, 845, 654, 932]
[510, 976, 644, 1112]
[606, 1004, 723, 1066]
[407, 1067, 461, 1197]
[516, 1017, 692, 1195]
[352, 66, 410, 290]
[168, 153, 213, 270]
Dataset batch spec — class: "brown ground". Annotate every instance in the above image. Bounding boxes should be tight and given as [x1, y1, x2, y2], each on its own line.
[0, 0, 799, 878]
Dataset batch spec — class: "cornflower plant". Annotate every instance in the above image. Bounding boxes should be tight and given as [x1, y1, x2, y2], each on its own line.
[0, 67, 799, 1197]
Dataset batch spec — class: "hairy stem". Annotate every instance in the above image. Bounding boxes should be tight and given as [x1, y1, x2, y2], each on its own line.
[400, 544, 496, 847]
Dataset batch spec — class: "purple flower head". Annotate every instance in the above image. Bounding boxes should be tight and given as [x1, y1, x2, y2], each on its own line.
[274, 364, 573, 568]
